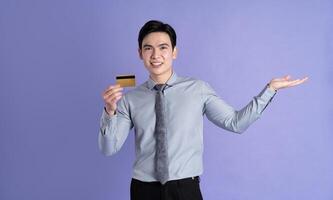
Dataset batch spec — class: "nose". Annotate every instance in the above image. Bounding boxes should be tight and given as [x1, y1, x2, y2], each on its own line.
[151, 49, 160, 59]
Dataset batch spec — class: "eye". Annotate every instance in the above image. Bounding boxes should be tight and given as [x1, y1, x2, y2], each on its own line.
[144, 47, 152, 51]
[160, 46, 168, 50]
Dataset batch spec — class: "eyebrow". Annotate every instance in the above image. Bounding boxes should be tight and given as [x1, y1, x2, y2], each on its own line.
[143, 43, 170, 48]
[158, 43, 170, 47]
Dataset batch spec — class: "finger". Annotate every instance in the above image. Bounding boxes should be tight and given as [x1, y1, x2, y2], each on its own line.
[287, 79, 301, 84]
[301, 77, 309, 81]
[293, 77, 308, 85]
[103, 84, 121, 94]
[287, 82, 303, 87]
[106, 84, 121, 91]
[104, 91, 123, 101]
[109, 94, 123, 105]
[282, 75, 291, 80]
[105, 96, 122, 108]
[103, 87, 123, 97]
[285, 79, 307, 87]
[293, 77, 309, 83]
[284, 76, 309, 85]
[275, 79, 299, 89]
[273, 75, 291, 81]
[103, 86, 123, 98]
[104, 85, 122, 95]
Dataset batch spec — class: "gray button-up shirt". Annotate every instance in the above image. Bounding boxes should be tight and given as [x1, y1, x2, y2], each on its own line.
[99, 71, 276, 182]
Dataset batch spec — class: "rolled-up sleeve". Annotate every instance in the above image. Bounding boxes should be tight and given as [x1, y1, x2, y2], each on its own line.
[202, 82, 276, 134]
[98, 95, 133, 156]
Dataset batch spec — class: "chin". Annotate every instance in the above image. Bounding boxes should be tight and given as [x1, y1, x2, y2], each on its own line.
[148, 67, 165, 75]
[145, 64, 172, 77]
[149, 71, 163, 77]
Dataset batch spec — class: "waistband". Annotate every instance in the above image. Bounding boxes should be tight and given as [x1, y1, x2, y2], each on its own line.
[132, 176, 200, 185]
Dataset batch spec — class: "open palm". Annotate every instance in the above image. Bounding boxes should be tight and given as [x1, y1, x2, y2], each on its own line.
[269, 75, 309, 91]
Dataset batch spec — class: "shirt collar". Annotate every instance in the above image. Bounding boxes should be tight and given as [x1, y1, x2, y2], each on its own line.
[147, 71, 178, 90]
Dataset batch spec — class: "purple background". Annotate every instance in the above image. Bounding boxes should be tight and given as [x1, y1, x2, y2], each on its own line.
[1, 0, 332, 199]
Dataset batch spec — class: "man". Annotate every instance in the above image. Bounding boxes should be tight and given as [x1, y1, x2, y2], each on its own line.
[99, 20, 308, 200]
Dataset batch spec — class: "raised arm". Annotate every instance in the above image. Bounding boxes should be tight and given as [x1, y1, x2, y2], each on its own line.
[202, 75, 308, 134]
[99, 84, 133, 156]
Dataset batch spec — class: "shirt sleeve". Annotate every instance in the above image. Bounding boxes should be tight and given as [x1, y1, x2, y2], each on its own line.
[202, 81, 276, 134]
[98, 95, 134, 156]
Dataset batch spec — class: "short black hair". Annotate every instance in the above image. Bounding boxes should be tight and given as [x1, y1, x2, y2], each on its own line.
[138, 20, 177, 50]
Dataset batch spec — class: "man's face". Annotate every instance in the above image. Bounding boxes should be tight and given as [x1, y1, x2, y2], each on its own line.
[139, 32, 177, 79]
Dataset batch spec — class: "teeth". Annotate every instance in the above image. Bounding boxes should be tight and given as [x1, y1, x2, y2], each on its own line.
[151, 62, 162, 66]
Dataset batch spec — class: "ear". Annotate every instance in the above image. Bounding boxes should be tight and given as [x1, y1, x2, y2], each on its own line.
[172, 47, 178, 59]
[138, 48, 143, 60]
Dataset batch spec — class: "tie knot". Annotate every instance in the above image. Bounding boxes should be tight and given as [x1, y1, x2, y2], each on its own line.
[154, 84, 166, 92]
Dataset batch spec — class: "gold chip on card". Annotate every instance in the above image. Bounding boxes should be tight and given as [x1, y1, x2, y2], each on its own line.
[116, 75, 136, 87]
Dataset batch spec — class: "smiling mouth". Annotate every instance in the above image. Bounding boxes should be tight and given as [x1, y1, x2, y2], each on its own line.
[150, 62, 163, 67]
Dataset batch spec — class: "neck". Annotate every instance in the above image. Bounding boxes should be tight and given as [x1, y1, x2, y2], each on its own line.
[150, 69, 173, 84]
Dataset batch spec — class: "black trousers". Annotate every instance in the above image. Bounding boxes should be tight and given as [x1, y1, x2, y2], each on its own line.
[130, 176, 203, 200]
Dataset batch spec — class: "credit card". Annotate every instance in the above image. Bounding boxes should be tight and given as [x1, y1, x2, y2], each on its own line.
[116, 75, 136, 87]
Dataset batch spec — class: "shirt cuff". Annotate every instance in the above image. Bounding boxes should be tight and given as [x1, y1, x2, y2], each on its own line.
[258, 84, 277, 103]
[100, 108, 117, 136]
[103, 107, 116, 121]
